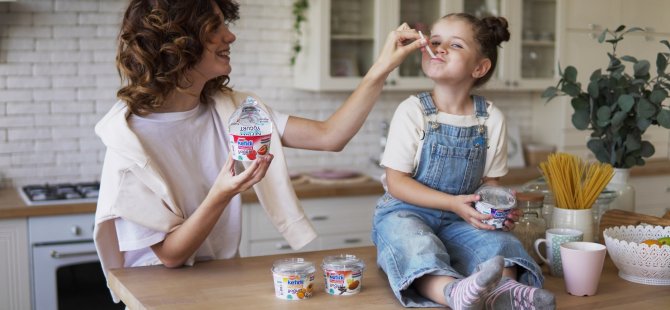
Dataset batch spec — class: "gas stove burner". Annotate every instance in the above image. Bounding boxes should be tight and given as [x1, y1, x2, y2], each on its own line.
[18, 182, 100, 206]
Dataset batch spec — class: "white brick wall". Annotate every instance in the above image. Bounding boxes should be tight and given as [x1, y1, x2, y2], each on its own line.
[0, 0, 539, 188]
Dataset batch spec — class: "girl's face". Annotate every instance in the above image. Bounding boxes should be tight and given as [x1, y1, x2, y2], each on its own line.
[190, 3, 236, 84]
[422, 18, 490, 84]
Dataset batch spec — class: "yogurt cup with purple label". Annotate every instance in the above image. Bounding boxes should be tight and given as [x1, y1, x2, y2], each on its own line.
[474, 186, 516, 230]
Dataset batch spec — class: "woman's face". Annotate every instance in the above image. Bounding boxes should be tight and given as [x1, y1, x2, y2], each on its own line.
[190, 3, 236, 83]
[422, 18, 488, 84]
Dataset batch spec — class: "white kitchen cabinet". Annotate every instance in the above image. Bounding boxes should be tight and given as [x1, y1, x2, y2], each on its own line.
[531, 0, 670, 160]
[462, 0, 561, 91]
[293, 0, 560, 91]
[239, 195, 378, 257]
[293, 0, 447, 91]
[630, 175, 670, 217]
[0, 218, 31, 310]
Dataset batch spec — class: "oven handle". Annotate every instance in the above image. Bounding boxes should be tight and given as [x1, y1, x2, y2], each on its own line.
[50, 250, 98, 259]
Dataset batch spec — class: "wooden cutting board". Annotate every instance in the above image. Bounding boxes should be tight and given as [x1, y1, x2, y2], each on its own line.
[598, 209, 670, 242]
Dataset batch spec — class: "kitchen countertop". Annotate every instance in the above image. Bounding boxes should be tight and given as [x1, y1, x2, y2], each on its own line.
[1, 159, 668, 219]
[0, 178, 385, 219]
[108, 245, 670, 310]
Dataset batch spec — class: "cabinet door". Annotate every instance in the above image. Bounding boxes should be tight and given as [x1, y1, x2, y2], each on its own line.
[240, 196, 378, 257]
[620, 0, 670, 35]
[564, 0, 621, 31]
[461, 0, 560, 91]
[294, 0, 378, 91]
[388, 0, 445, 90]
[630, 175, 670, 217]
[0, 219, 31, 310]
[516, 0, 558, 88]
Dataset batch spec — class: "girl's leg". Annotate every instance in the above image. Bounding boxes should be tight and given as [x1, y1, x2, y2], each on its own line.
[373, 208, 463, 307]
[438, 222, 555, 309]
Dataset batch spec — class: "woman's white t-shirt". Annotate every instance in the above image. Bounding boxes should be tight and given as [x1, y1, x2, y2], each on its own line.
[114, 102, 288, 267]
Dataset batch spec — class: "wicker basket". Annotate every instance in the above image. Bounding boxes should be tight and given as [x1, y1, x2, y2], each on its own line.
[603, 225, 670, 285]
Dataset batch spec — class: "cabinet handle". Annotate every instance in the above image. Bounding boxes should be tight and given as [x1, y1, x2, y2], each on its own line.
[666, 187, 670, 193]
[644, 27, 654, 42]
[505, 80, 511, 86]
[512, 81, 519, 87]
[275, 243, 291, 250]
[70, 225, 81, 236]
[51, 250, 98, 259]
[344, 238, 362, 244]
[389, 80, 396, 86]
[311, 215, 329, 221]
[588, 24, 601, 31]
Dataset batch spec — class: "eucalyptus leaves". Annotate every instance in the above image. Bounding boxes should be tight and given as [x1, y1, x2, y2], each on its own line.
[543, 25, 670, 168]
[290, 0, 309, 66]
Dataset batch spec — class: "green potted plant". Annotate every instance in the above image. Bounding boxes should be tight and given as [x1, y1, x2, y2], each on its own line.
[542, 25, 670, 169]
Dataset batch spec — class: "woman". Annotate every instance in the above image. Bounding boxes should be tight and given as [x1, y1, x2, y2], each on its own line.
[93, 0, 427, 301]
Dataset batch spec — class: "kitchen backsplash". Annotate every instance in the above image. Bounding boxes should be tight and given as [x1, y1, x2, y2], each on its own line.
[0, 0, 538, 188]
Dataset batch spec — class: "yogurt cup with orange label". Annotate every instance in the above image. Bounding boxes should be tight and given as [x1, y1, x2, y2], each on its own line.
[271, 258, 315, 300]
[322, 254, 365, 296]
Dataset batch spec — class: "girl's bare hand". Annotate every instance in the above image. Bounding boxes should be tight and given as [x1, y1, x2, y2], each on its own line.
[451, 194, 496, 230]
[502, 208, 522, 232]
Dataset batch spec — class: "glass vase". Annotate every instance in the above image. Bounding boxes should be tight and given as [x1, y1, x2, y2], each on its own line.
[607, 168, 635, 212]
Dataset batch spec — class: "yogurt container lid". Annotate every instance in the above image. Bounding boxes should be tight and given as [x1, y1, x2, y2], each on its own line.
[271, 258, 316, 275]
[321, 254, 365, 271]
[475, 185, 516, 209]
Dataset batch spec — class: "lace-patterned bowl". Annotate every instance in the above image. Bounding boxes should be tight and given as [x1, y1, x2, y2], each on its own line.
[603, 225, 670, 285]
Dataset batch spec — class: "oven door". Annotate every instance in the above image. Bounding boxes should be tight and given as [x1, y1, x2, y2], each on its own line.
[32, 241, 122, 310]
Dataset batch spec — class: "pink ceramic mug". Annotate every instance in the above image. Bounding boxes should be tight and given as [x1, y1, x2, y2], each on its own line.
[560, 241, 607, 296]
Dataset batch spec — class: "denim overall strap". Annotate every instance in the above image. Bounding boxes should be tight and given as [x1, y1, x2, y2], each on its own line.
[472, 95, 489, 149]
[473, 95, 489, 119]
[411, 93, 488, 195]
[416, 91, 438, 116]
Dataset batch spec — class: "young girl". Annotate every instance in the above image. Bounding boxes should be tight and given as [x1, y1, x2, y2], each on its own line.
[94, 0, 426, 303]
[373, 13, 555, 309]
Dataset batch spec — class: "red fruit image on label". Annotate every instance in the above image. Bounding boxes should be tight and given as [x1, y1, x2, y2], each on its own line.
[257, 144, 268, 155]
[247, 149, 257, 160]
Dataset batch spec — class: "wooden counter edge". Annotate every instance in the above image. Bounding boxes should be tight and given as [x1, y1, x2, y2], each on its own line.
[107, 271, 148, 310]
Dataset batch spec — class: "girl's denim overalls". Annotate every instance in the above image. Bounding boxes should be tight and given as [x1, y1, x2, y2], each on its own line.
[371, 92, 543, 307]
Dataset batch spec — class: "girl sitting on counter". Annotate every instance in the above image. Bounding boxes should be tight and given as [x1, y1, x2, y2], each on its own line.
[371, 13, 555, 309]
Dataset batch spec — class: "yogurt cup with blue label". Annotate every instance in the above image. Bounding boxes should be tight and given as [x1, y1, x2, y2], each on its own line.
[322, 254, 365, 296]
[474, 185, 516, 229]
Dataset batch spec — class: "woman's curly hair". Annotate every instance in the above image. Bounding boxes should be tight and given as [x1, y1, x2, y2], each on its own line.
[116, 0, 239, 115]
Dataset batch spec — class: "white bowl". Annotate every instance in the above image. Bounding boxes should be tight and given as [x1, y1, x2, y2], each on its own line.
[603, 225, 670, 285]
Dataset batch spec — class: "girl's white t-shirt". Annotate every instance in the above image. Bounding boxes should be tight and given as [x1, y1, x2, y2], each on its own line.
[380, 95, 508, 189]
[115, 102, 288, 267]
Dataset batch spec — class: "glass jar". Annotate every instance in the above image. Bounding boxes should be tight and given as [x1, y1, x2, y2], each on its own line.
[592, 190, 618, 241]
[522, 177, 555, 223]
[513, 191, 547, 265]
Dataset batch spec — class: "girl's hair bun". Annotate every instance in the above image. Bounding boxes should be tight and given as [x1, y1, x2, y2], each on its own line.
[482, 16, 510, 46]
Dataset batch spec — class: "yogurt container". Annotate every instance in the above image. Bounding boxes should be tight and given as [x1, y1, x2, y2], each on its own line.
[322, 254, 365, 296]
[474, 185, 516, 230]
[271, 258, 316, 300]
